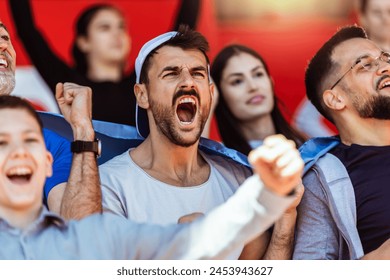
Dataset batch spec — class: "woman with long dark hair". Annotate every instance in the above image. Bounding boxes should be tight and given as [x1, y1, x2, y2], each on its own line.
[211, 44, 306, 259]
[211, 44, 306, 155]
[9, 0, 200, 125]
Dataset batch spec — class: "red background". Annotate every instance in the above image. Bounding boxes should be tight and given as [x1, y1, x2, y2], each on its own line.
[0, 0, 354, 139]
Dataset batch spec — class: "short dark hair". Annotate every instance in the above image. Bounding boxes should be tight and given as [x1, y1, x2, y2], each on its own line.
[72, 4, 124, 75]
[0, 95, 43, 133]
[139, 24, 210, 85]
[212, 44, 306, 155]
[305, 25, 367, 123]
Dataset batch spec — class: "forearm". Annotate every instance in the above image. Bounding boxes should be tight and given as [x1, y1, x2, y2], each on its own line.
[60, 125, 101, 219]
[239, 232, 270, 260]
[360, 238, 390, 260]
[173, 0, 200, 30]
[262, 211, 297, 260]
[9, 0, 34, 35]
[10, 0, 71, 92]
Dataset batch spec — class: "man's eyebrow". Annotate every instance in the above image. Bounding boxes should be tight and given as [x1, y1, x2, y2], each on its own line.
[161, 66, 180, 72]
[355, 54, 370, 63]
[191, 66, 207, 72]
[0, 23, 8, 32]
[158, 66, 180, 78]
[158, 65, 207, 77]
[354, 52, 383, 64]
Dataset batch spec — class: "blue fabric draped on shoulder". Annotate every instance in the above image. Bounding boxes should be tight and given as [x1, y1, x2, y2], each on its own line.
[38, 111, 250, 168]
[299, 136, 340, 174]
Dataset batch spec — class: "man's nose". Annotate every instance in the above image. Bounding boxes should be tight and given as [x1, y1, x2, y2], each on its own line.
[0, 39, 8, 51]
[377, 59, 390, 74]
[179, 69, 195, 89]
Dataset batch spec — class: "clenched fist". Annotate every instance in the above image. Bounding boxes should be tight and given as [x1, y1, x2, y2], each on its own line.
[248, 135, 303, 196]
[55, 82, 94, 140]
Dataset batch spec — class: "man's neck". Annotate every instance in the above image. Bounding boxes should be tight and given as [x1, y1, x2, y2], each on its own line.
[338, 117, 390, 146]
[130, 135, 209, 187]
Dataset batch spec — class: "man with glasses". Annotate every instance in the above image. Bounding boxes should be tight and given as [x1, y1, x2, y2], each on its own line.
[293, 25, 390, 259]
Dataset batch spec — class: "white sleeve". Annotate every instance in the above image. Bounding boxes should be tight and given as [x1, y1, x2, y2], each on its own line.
[115, 175, 295, 259]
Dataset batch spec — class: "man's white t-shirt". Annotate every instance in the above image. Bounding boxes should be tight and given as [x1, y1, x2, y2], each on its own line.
[99, 149, 252, 259]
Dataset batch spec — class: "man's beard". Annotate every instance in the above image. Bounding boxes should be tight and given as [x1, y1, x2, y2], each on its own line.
[354, 94, 390, 119]
[149, 90, 210, 147]
[0, 72, 15, 96]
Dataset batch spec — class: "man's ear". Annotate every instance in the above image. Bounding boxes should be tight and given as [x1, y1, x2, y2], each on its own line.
[323, 89, 346, 111]
[76, 36, 90, 53]
[45, 151, 54, 178]
[134, 83, 149, 109]
[209, 83, 215, 99]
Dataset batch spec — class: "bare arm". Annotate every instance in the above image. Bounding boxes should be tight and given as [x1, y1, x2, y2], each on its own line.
[237, 182, 304, 260]
[173, 0, 200, 30]
[56, 82, 101, 219]
[47, 182, 66, 213]
[263, 182, 304, 259]
[239, 232, 270, 259]
[9, 0, 76, 92]
[361, 239, 390, 260]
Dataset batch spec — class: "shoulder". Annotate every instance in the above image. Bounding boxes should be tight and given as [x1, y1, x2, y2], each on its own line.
[99, 150, 140, 190]
[43, 128, 71, 159]
[203, 152, 252, 185]
[100, 150, 131, 168]
[43, 128, 69, 144]
[99, 150, 133, 180]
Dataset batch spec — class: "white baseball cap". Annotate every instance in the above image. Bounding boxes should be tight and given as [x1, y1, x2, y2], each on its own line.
[135, 31, 178, 138]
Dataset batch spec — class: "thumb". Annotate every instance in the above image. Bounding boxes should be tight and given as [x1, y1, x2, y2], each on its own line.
[55, 82, 64, 101]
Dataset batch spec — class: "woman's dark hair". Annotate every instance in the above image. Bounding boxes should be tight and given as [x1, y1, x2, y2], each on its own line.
[211, 44, 306, 155]
[72, 4, 123, 75]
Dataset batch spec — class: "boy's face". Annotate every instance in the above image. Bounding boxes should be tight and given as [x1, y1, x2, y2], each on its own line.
[0, 109, 52, 213]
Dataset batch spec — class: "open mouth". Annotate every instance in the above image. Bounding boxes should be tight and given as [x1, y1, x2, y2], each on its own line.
[6, 167, 33, 184]
[378, 80, 390, 90]
[0, 58, 8, 69]
[176, 97, 197, 125]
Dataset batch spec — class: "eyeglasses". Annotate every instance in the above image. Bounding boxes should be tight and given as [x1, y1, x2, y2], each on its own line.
[330, 52, 390, 90]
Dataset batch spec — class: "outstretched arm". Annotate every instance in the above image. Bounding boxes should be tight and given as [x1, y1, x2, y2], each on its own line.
[114, 135, 304, 259]
[9, 0, 75, 92]
[56, 82, 101, 219]
[240, 136, 305, 260]
[173, 0, 200, 30]
[263, 182, 304, 259]
[361, 239, 390, 259]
